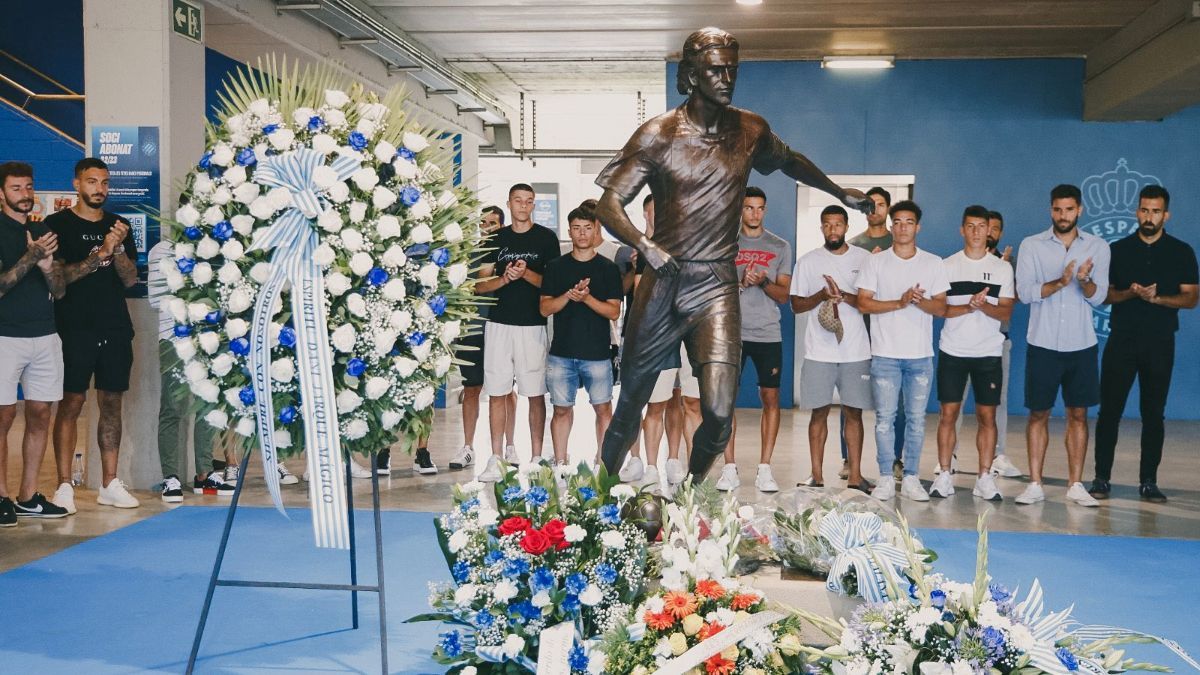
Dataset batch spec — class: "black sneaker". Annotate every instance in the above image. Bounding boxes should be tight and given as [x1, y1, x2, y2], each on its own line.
[1088, 479, 1111, 500]
[161, 475, 184, 503]
[193, 473, 235, 498]
[1139, 483, 1167, 503]
[0, 497, 16, 527]
[413, 448, 438, 475]
[375, 448, 391, 475]
[15, 492, 68, 519]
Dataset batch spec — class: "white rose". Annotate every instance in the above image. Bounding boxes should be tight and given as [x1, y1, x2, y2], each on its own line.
[357, 101, 388, 122]
[210, 186, 232, 206]
[228, 289, 252, 313]
[409, 223, 433, 244]
[225, 114, 246, 133]
[564, 524, 587, 543]
[349, 252, 374, 277]
[223, 165, 247, 187]
[340, 228, 364, 251]
[202, 206, 224, 226]
[365, 377, 390, 399]
[292, 106, 315, 128]
[175, 204, 200, 226]
[373, 140, 396, 164]
[344, 418, 368, 439]
[324, 89, 349, 109]
[326, 272, 351, 296]
[190, 262, 213, 285]
[266, 186, 292, 210]
[331, 324, 356, 352]
[413, 386, 435, 410]
[167, 298, 188, 323]
[235, 417, 255, 436]
[271, 358, 295, 383]
[198, 332, 220, 355]
[411, 341, 432, 363]
[349, 201, 368, 223]
[224, 387, 243, 409]
[531, 590, 552, 609]
[232, 182, 260, 206]
[230, 215, 254, 236]
[446, 263, 469, 288]
[477, 508, 499, 527]
[392, 356, 417, 378]
[268, 127, 295, 151]
[402, 131, 430, 153]
[392, 157, 417, 180]
[327, 180, 350, 203]
[173, 338, 196, 361]
[376, 215, 401, 239]
[390, 310, 412, 332]
[447, 530, 470, 554]
[249, 196, 276, 220]
[418, 263, 440, 287]
[196, 237, 220, 260]
[346, 293, 367, 317]
[381, 410, 401, 429]
[191, 379, 220, 403]
[248, 98, 270, 116]
[187, 302, 210, 322]
[210, 144, 234, 167]
[381, 245, 407, 268]
[372, 186, 397, 210]
[600, 530, 627, 549]
[441, 321, 462, 343]
[210, 353, 234, 377]
[175, 242, 195, 259]
[220, 240, 245, 262]
[204, 409, 229, 430]
[417, 301, 436, 322]
[355, 118, 377, 138]
[610, 484, 636, 501]
[274, 428, 292, 449]
[453, 584, 478, 607]
[305, 243, 333, 268]
[490, 579, 518, 603]
[381, 278, 406, 301]
[501, 635, 525, 660]
[351, 168, 379, 191]
[225, 318, 249, 339]
[312, 133, 338, 155]
[443, 222, 463, 243]
[337, 390, 363, 413]
[184, 360, 208, 383]
[312, 165, 339, 190]
[579, 584, 603, 607]
[408, 198, 432, 220]
[166, 270, 184, 291]
[372, 330, 398, 357]
[434, 354, 451, 377]
[249, 262, 272, 284]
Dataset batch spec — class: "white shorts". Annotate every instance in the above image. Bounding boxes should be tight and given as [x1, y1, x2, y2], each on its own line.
[483, 322, 548, 397]
[647, 344, 699, 403]
[0, 334, 64, 405]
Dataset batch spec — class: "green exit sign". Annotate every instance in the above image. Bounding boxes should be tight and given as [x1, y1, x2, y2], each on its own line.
[172, 0, 204, 44]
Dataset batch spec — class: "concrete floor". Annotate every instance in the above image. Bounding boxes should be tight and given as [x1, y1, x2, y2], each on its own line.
[3, 397, 1198, 573]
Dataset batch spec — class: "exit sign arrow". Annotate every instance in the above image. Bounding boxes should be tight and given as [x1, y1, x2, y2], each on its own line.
[171, 0, 203, 44]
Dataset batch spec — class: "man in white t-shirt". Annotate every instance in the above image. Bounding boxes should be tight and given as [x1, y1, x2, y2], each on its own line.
[790, 205, 873, 491]
[857, 200, 949, 501]
[931, 205, 1015, 502]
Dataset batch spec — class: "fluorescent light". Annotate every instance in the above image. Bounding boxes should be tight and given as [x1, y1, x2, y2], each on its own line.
[736, 0, 763, 5]
[822, 56, 895, 70]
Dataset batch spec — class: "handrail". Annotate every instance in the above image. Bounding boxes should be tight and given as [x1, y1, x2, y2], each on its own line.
[0, 49, 81, 95]
[0, 96, 85, 149]
[0, 49, 85, 106]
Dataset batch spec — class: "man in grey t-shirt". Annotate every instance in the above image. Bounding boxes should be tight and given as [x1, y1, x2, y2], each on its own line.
[717, 186, 793, 494]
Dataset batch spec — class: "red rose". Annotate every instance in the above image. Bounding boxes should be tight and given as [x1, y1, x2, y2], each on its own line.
[498, 516, 532, 536]
[520, 528, 552, 555]
[541, 519, 567, 549]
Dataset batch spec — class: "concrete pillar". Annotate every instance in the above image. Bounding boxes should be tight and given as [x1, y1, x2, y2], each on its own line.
[82, 0, 206, 489]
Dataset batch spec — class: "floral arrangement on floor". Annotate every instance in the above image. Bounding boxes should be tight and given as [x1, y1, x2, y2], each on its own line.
[600, 482, 808, 675]
[412, 462, 650, 674]
[792, 515, 1172, 675]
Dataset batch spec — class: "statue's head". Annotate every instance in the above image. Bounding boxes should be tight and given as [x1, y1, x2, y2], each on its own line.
[676, 27, 739, 107]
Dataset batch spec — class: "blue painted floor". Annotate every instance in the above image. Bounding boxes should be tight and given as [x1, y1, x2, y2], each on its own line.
[0, 508, 1195, 673]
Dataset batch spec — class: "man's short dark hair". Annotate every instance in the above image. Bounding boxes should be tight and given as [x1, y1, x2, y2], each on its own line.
[987, 210, 1004, 226]
[0, 161, 33, 186]
[1050, 184, 1082, 205]
[1139, 184, 1170, 210]
[821, 204, 849, 221]
[482, 205, 505, 224]
[962, 204, 990, 223]
[866, 186, 892, 207]
[745, 186, 766, 203]
[889, 200, 922, 222]
[578, 198, 598, 211]
[642, 194, 654, 208]
[508, 183, 535, 198]
[567, 206, 596, 225]
[74, 157, 108, 177]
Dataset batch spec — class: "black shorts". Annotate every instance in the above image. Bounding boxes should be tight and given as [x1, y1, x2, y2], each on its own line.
[61, 332, 133, 393]
[741, 340, 783, 389]
[1024, 344, 1099, 410]
[937, 350, 1002, 406]
[455, 322, 485, 387]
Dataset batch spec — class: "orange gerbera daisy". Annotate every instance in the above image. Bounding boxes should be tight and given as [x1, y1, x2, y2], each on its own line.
[705, 654, 736, 675]
[730, 592, 761, 611]
[662, 590, 699, 618]
[643, 610, 675, 631]
[697, 621, 725, 641]
[695, 579, 726, 600]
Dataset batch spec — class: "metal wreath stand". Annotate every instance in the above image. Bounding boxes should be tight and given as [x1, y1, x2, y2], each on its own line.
[186, 449, 389, 673]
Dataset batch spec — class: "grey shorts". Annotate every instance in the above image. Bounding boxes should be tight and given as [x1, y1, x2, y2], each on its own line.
[799, 358, 872, 410]
[0, 334, 64, 405]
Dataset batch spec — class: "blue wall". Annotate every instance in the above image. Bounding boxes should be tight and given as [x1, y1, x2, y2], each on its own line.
[664, 59, 1200, 420]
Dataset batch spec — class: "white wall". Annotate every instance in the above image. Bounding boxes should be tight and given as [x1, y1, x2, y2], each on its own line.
[512, 91, 667, 150]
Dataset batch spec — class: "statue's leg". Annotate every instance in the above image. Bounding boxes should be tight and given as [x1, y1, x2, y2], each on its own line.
[600, 365, 659, 475]
[687, 360, 741, 481]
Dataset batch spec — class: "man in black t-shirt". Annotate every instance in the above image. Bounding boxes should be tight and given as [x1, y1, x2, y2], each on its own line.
[474, 184, 561, 481]
[1091, 185, 1198, 503]
[540, 207, 622, 467]
[45, 158, 140, 512]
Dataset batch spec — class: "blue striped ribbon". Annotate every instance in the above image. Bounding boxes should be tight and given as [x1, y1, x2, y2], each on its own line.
[247, 148, 361, 549]
[819, 512, 911, 604]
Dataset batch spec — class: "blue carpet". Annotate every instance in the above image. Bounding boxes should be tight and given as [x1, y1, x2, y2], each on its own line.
[0, 509, 1195, 674]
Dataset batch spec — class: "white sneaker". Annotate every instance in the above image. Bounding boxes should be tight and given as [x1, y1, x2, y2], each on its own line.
[870, 479, 895, 501]
[278, 464, 299, 485]
[991, 454, 1023, 478]
[52, 482, 77, 515]
[97, 478, 140, 509]
[929, 470, 955, 498]
[755, 464, 779, 493]
[933, 454, 959, 477]
[1015, 482, 1045, 505]
[973, 473, 1003, 501]
[900, 475, 930, 502]
[618, 456, 644, 483]
[479, 454, 502, 482]
[350, 458, 372, 479]
[1066, 482, 1100, 507]
[715, 464, 740, 492]
[504, 445, 519, 463]
[665, 458, 686, 485]
[641, 465, 660, 489]
[224, 465, 240, 486]
[449, 445, 475, 470]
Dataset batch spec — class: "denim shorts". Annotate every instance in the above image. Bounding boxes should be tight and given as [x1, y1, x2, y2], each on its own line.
[546, 355, 613, 407]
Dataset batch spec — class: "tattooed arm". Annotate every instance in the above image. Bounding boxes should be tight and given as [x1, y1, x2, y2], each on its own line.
[113, 249, 138, 288]
[38, 256, 66, 299]
[1, 231, 59, 296]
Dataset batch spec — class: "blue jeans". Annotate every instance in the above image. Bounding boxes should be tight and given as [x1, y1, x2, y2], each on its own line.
[546, 355, 613, 407]
[871, 356, 933, 477]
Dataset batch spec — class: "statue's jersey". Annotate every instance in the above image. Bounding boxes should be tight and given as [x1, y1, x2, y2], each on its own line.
[596, 104, 792, 262]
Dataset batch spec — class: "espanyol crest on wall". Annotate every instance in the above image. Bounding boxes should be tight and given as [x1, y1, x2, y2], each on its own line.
[1079, 159, 1161, 339]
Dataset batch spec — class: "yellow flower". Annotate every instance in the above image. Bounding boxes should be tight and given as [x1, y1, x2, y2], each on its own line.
[770, 650, 785, 667]
[721, 644, 740, 661]
[681, 613, 705, 636]
[734, 611, 752, 624]
[631, 668, 649, 675]
[669, 632, 689, 656]
[779, 634, 802, 656]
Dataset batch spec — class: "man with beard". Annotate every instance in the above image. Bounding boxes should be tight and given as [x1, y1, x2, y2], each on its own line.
[789, 205, 872, 492]
[1091, 185, 1197, 503]
[45, 158, 140, 512]
[1014, 184, 1110, 506]
[0, 161, 68, 525]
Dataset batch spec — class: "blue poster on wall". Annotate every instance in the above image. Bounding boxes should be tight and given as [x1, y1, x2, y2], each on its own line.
[90, 125, 160, 297]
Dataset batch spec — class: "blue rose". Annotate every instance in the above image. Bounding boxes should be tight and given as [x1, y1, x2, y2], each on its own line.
[597, 504, 621, 525]
[561, 593, 581, 614]
[176, 257, 196, 274]
[197, 151, 213, 170]
[307, 115, 324, 132]
[183, 226, 202, 241]
[908, 583, 920, 599]
[404, 243, 431, 258]
[212, 220, 234, 242]
[348, 131, 368, 151]
[502, 486, 524, 504]
[428, 294, 447, 317]
[173, 324, 192, 338]
[230, 337, 250, 356]
[930, 589, 946, 609]
[503, 557, 530, 579]
[431, 247, 450, 267]
[565, 573, 588, 595]
[459, 497, 480, 513]
[279, 326, 297, 348]
[278, 406, 297, 425]
[437, 631, 463, 659]
[407, 331, 426, 347]
[236, 148, 256, 167]
[346, 358, 367, 378]
[365, 267, 389, 286]
[484, 550, 505, 566]
[568, 646, 589, 672]
[451, 561, 471, 584]
[981, 626, 1006, 654]
[525, 486, 549, 508]
[507, 600, 538, 623]
[204, 310, 222, 324]
[989, 583, 1013, 604]
[577, 486, 596, 501]
[206, 164, 225, 179]
[400, 185, 421, 207]
[594, 563, 618, 585]
[530, 567, 556, 593]
[1056, 648, 1079, 672]
[238, 386, 255, 406]
[262, 124, 279, 135]
[474, 609, 495, 627]
[397, 147, 415, 161]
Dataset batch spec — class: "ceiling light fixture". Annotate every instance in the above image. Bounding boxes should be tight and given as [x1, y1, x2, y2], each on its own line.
[735, 0, 763, 6]
[822, 56, 895, 70]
